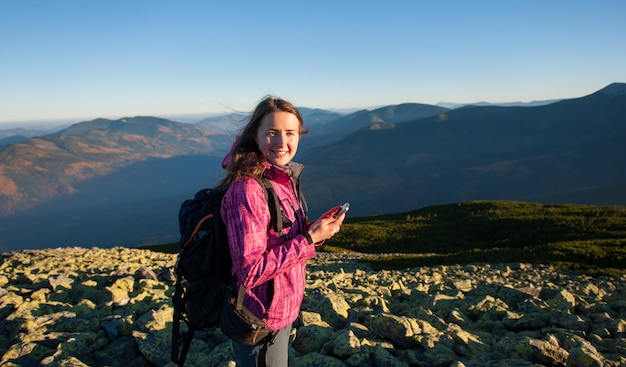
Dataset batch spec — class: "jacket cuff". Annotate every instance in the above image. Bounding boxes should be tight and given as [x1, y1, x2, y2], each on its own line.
[303, 232, 314, 245]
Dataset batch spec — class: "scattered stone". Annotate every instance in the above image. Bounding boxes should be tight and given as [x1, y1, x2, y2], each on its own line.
[0, 247, 625, 366]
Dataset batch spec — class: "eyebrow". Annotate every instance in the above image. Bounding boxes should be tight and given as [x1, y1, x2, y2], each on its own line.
[266, 128, 298, 132]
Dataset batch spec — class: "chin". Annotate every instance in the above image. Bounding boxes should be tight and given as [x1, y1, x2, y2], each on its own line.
[270, 156, 292, 167]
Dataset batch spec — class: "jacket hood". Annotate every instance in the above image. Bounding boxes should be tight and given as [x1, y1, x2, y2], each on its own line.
[221, 136, 239, 169]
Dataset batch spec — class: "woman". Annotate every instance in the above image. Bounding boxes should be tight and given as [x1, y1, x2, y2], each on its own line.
[220, 96, 345, 366]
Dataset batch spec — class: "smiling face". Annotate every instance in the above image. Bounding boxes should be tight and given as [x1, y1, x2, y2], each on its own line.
[255, 111, 300, 167]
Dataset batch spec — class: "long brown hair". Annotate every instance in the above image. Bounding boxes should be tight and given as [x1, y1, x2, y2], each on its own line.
[220, 96, 308, 186]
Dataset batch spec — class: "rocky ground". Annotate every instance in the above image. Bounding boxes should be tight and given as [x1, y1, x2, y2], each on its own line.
[0, 247, 625, 367]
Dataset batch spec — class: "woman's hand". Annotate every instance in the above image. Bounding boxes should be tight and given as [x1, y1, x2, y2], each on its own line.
[306, 206, 346, 244]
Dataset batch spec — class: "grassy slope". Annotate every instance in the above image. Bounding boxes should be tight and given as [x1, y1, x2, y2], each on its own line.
[324, 200, 626, 276]
[143, 200, 626, 277]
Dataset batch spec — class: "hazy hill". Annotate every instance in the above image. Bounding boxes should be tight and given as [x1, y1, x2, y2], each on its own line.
[299, 83, 626, 216]
[0, 126, 64, 147]
[299, 103, 448, 152]
[436, 98, 562, 109]
[0, 116, 223, 216]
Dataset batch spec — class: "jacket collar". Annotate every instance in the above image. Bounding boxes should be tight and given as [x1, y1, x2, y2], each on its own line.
[265, 161, 304, 183]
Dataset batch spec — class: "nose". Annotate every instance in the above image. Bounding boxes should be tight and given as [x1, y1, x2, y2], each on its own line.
[274, 132, 287, 146]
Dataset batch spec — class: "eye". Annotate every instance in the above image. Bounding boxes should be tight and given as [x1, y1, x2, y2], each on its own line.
[267, 130, 276, 137]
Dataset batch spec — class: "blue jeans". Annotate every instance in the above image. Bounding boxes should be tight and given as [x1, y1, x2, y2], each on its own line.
[231, 323, 292, 367]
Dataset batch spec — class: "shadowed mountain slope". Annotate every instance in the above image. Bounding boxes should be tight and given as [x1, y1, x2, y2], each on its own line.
[300, 83, 626, 216]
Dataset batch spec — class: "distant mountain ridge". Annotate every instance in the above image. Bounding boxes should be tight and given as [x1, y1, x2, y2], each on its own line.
[1, 83, 625, 250]
[299, 103, 448, 152]
[436, 98, 562, 109]
[300, 83, 626, 216]
[0, 126, 63, 147]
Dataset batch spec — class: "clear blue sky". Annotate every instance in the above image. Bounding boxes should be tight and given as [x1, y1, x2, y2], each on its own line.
[1, 0, 625, 126]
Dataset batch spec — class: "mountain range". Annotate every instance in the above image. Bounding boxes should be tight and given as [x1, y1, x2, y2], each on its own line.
[300, 83, 626, 216]
[0, 83, 624, 250]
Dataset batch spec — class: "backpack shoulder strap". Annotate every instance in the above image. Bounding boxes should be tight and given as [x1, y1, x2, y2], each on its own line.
[249, 176, 283, 234]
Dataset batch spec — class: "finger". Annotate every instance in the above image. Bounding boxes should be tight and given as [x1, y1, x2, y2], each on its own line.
[332, 215, 346, 226]
[322, 206, 342, 219]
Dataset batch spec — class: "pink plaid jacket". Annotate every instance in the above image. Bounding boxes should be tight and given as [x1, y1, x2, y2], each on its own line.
[220, 163, 315, 331]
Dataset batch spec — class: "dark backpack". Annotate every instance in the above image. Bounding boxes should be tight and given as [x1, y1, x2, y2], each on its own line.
[170, 176, 283, 367]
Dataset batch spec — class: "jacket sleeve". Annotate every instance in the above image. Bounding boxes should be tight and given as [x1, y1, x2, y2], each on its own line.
[221, 177, 316, 288]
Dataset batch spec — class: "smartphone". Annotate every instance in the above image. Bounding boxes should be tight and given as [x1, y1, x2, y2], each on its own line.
[335, 202, 350, 218]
